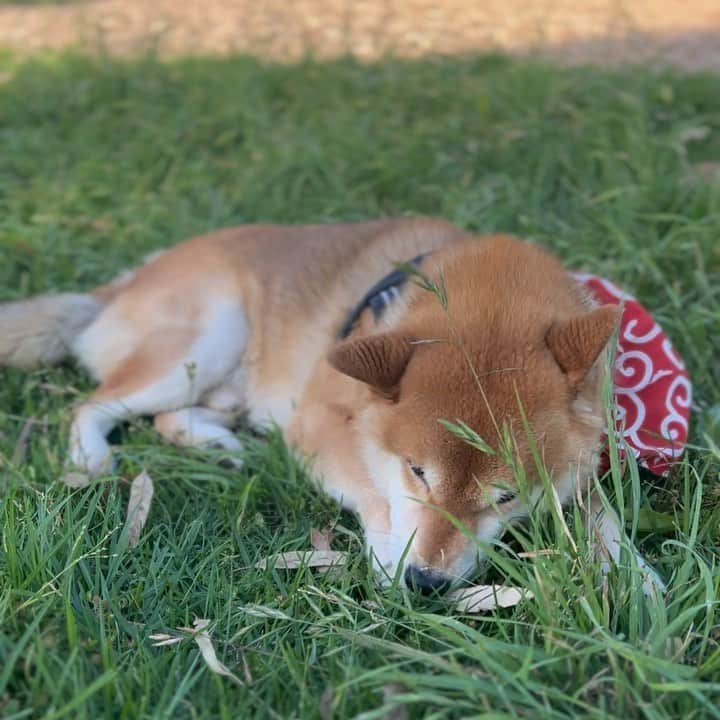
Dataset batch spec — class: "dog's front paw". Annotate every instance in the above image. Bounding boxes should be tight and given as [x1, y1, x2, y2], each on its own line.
[65, 425, 115, 485]
[209, 440, 244, 471]
[365, 531, 399, 587]
[61, 447, 115, 487]
[591, 504, 666, 598]
[633, 551, 666, 597]
[599, 550, 666, 597]
[640, 564, 666, 597]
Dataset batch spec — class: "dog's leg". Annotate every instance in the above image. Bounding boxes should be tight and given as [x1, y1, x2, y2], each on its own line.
[154, 407, 243, 467]
[585, 492, 666, 596]
[360, 499, 397, 585]
[286, 404, 398, 582]
[309, 445, 396, 580]
[64, 303, 247, 486]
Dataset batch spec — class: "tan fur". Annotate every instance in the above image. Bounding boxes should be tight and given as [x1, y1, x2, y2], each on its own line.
[0, 217, 663, 592]
[320, 236, 614, 578]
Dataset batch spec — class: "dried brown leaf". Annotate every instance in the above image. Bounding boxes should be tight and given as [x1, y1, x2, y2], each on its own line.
[255, 550, 347, 570]
[11, 416, 35, 466]
[241, 651, 253, 685]
[318, 686, 335, 720]
[679, 126, 711, 144]
[189, 618, 243, 687]
[379, 683, 409, 720]
[311, 527, 334, 551]
[665, 635, 686, 660]
[448, 584, 534, 613]
[125, 470, 154, 548]
[690, 161, 720, 182]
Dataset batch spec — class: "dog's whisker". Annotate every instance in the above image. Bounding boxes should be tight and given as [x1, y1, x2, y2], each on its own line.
[476, 366, 525, 377]
[408, 338, 446, 346]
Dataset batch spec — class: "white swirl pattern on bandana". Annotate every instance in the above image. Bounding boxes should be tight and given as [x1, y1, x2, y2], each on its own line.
[570, 272, 692, 476]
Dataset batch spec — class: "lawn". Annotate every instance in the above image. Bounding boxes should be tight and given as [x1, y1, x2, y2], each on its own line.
[0, 50, 719, 719]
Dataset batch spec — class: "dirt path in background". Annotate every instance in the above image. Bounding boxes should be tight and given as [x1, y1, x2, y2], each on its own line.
[0, 0, 719, 70]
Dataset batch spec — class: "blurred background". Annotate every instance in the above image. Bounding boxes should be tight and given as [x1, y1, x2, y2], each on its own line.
[1, 0, 719, 70]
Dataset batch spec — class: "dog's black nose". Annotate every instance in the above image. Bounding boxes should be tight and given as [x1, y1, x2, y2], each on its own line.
[404, 565, 452, 595]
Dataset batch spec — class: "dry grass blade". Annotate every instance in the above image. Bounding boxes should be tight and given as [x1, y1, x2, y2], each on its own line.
[185, 618, 243, 687]
[255, 550, 347, 570]
[517, 549, 557, 558]
[125, 470, 154, 548]
[678, 126, 711, 144]
[318, 686, 335, 720]
[378, 683, 409, 720]
[448, 584, 534, 613]
[241, 652, 253, 685]
[689, 161, 720, 183]
[11, 415, 35, 466]
[38, 381, 81, 396]
[550, 485, 578, 553]
[150, 620, 243, 685]
[148, 633, 184, 647]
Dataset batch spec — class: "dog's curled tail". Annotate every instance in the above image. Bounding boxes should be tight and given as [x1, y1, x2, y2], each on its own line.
[0, 275, 130, 369]
[0, 293, 104, 369]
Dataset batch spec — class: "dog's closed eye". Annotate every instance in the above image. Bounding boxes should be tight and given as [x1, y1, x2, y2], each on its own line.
[496, 491, 517, 505]
[407, 460, 429, 489]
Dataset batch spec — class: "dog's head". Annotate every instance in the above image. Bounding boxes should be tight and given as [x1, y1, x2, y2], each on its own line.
[328, 237, 620, 593]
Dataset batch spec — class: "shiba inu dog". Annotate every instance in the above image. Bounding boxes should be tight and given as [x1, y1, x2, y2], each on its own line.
[0, 218, 664, 593]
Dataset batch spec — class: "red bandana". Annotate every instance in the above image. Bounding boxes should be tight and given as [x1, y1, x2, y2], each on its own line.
[573, 273, 692, 477]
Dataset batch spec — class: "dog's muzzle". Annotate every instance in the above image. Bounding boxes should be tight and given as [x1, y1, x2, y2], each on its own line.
[404, 564, 452, 595]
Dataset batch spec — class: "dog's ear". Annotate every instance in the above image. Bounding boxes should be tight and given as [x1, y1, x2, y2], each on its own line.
[328, 332, 414, 398]
[546, 305, 620, 388]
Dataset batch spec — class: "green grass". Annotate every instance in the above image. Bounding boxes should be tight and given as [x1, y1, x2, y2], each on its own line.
[0, 50, 719, 719]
